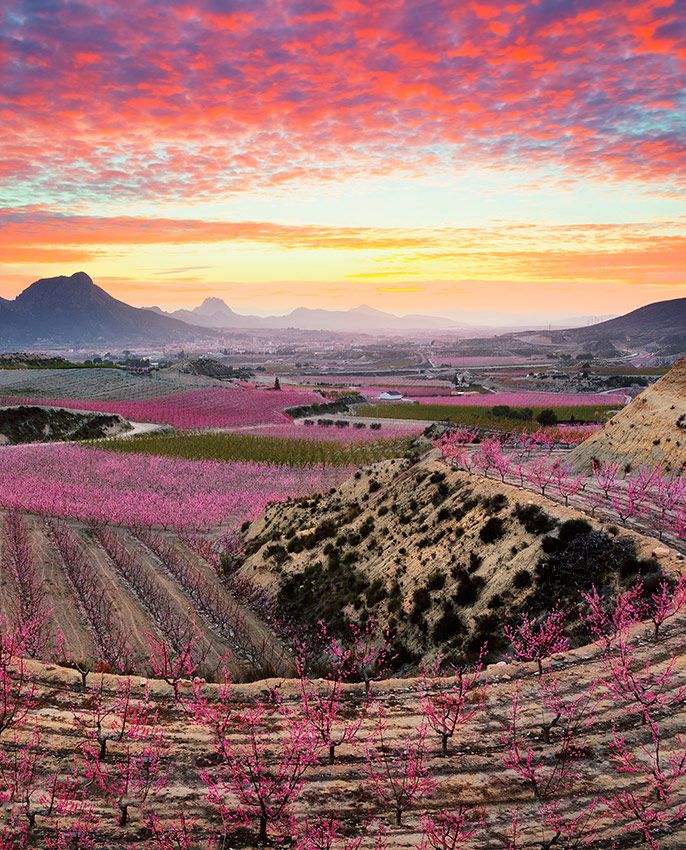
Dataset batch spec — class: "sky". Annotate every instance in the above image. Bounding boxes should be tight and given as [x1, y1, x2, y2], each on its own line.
[0, 0, 684, 322]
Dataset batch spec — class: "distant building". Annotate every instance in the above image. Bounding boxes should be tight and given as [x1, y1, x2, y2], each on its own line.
[378, 390, 404, 401]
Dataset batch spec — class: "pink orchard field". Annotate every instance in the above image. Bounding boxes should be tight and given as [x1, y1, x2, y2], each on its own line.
[405, 391, 628, 406]
[0, 444, 350, 530]
[0, 386, 322, 430]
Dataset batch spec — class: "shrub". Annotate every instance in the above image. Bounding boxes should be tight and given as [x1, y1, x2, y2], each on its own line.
[480, 516, 505, 543]
[514, 503, 557, 535]
[426, 570, 446, 591]
[453, 573, 484, 606]
[483, 493, 508, 515]
[432, 607, 464, 643]
[536, 408, 558, 426]
[558, 518, 592, 544]
[412, 586, 432, 612]
[512, 569, 532, 589]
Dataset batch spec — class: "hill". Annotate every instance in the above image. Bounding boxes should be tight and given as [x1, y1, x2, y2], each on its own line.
[554, 296, 686, 353]
[0, 405, 131, 444]
[0, 272, 218, 347]
[569, 359, 686, 473]
[237, 455, 668, 668]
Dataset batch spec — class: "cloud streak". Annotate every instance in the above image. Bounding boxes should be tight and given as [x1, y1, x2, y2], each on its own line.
[1, 209, 683, 287]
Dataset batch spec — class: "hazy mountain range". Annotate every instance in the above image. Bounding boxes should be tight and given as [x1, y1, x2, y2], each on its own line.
[150, 297, 466, 332]
[0, 272, 682, 349]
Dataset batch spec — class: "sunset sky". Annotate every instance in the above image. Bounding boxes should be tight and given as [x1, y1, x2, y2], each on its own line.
[1, 0, 684, 322]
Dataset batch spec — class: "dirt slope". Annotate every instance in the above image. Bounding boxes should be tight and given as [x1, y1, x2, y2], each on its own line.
[569, 359, 686, 473]
[238, 456, 678, 669]
[9, 604, 686, 849]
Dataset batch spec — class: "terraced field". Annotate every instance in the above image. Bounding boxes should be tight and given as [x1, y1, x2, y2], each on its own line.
[8, 604, 686, 849]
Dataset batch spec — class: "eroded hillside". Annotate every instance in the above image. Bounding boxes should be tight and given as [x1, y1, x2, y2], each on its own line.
[0, 404, 131, 444]
[569, 359, 686, 473]
[238, 456, 677, 669]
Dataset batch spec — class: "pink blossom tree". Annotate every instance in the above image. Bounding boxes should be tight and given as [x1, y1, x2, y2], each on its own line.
[580, 584, 641, 650]
[502, 685, 592, 804]
[74, 675, 152, 762]
[323, 617, 394, 696]
[419, 807, 483, 850]
[504, 608, 570, 676]
[592, 460, 618, 502]
[638, 575, 686, 640]
[145, 811, 196, 850]
[552, 463, 582, 507]
[526, 458, 557, 497]
[0, 617, 35, 738]
[418, 654, 486, 756]
[297, 658, 366, 763]
[651, 472, 686, 541]
[84, 736, 166, 827]
[294, 815, 386, 850]
[364, 715, 435, 826]
[203, 701, 317, 844]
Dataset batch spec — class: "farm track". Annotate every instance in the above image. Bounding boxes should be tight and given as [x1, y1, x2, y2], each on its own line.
[0, 507, 290, 682]
[25, 517, 98, 664]
[174, 537, 294, 674]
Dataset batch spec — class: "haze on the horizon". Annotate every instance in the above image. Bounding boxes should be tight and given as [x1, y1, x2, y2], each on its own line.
[0, 1, 684, 322]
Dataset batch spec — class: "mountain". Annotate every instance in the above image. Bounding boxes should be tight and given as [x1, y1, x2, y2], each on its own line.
[554, 297, 686, 353]
[0, 272, 217, 348]
[171, 297, 264, 329]
[167, 298, 462, 331]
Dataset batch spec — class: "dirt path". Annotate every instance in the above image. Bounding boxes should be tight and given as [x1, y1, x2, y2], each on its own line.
[114, 529, 245, 680]
[25, 516, 98, 664]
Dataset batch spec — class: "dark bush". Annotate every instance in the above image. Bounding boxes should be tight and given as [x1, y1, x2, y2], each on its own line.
[366, 578, 386, 607]
[480, 516, 505, 543]
[513, 569, 532, 589]
[265, 543, 290, 565]
[426, 570, 446, 591]
[541, 535, 559, 554]
[453, 573, 484, 606]
[483, 493, 508, 515]
[514, 503, 557, 535]
[558, 519, 592, 544]
[536, 408, 558, 426]
[412, 587, 432, 612]
[433, 607, 464, 643]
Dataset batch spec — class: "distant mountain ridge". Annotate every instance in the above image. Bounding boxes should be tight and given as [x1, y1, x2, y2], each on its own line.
[165, 297, 464, 331]
[0, 272, 217, 347]
[555, 297, 686, 351]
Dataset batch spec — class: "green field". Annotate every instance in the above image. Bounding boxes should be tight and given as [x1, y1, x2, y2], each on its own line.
[99, 431, 416, 466]
[357, 403, 617, 431]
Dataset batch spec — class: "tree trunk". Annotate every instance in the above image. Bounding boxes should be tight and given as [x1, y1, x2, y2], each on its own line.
[441, 733, 449, 757]
[395, 806, 402, 826]
[119, 803, 128, 827]
[258, 815, 268, 844]
[329, 743, 336, 763]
